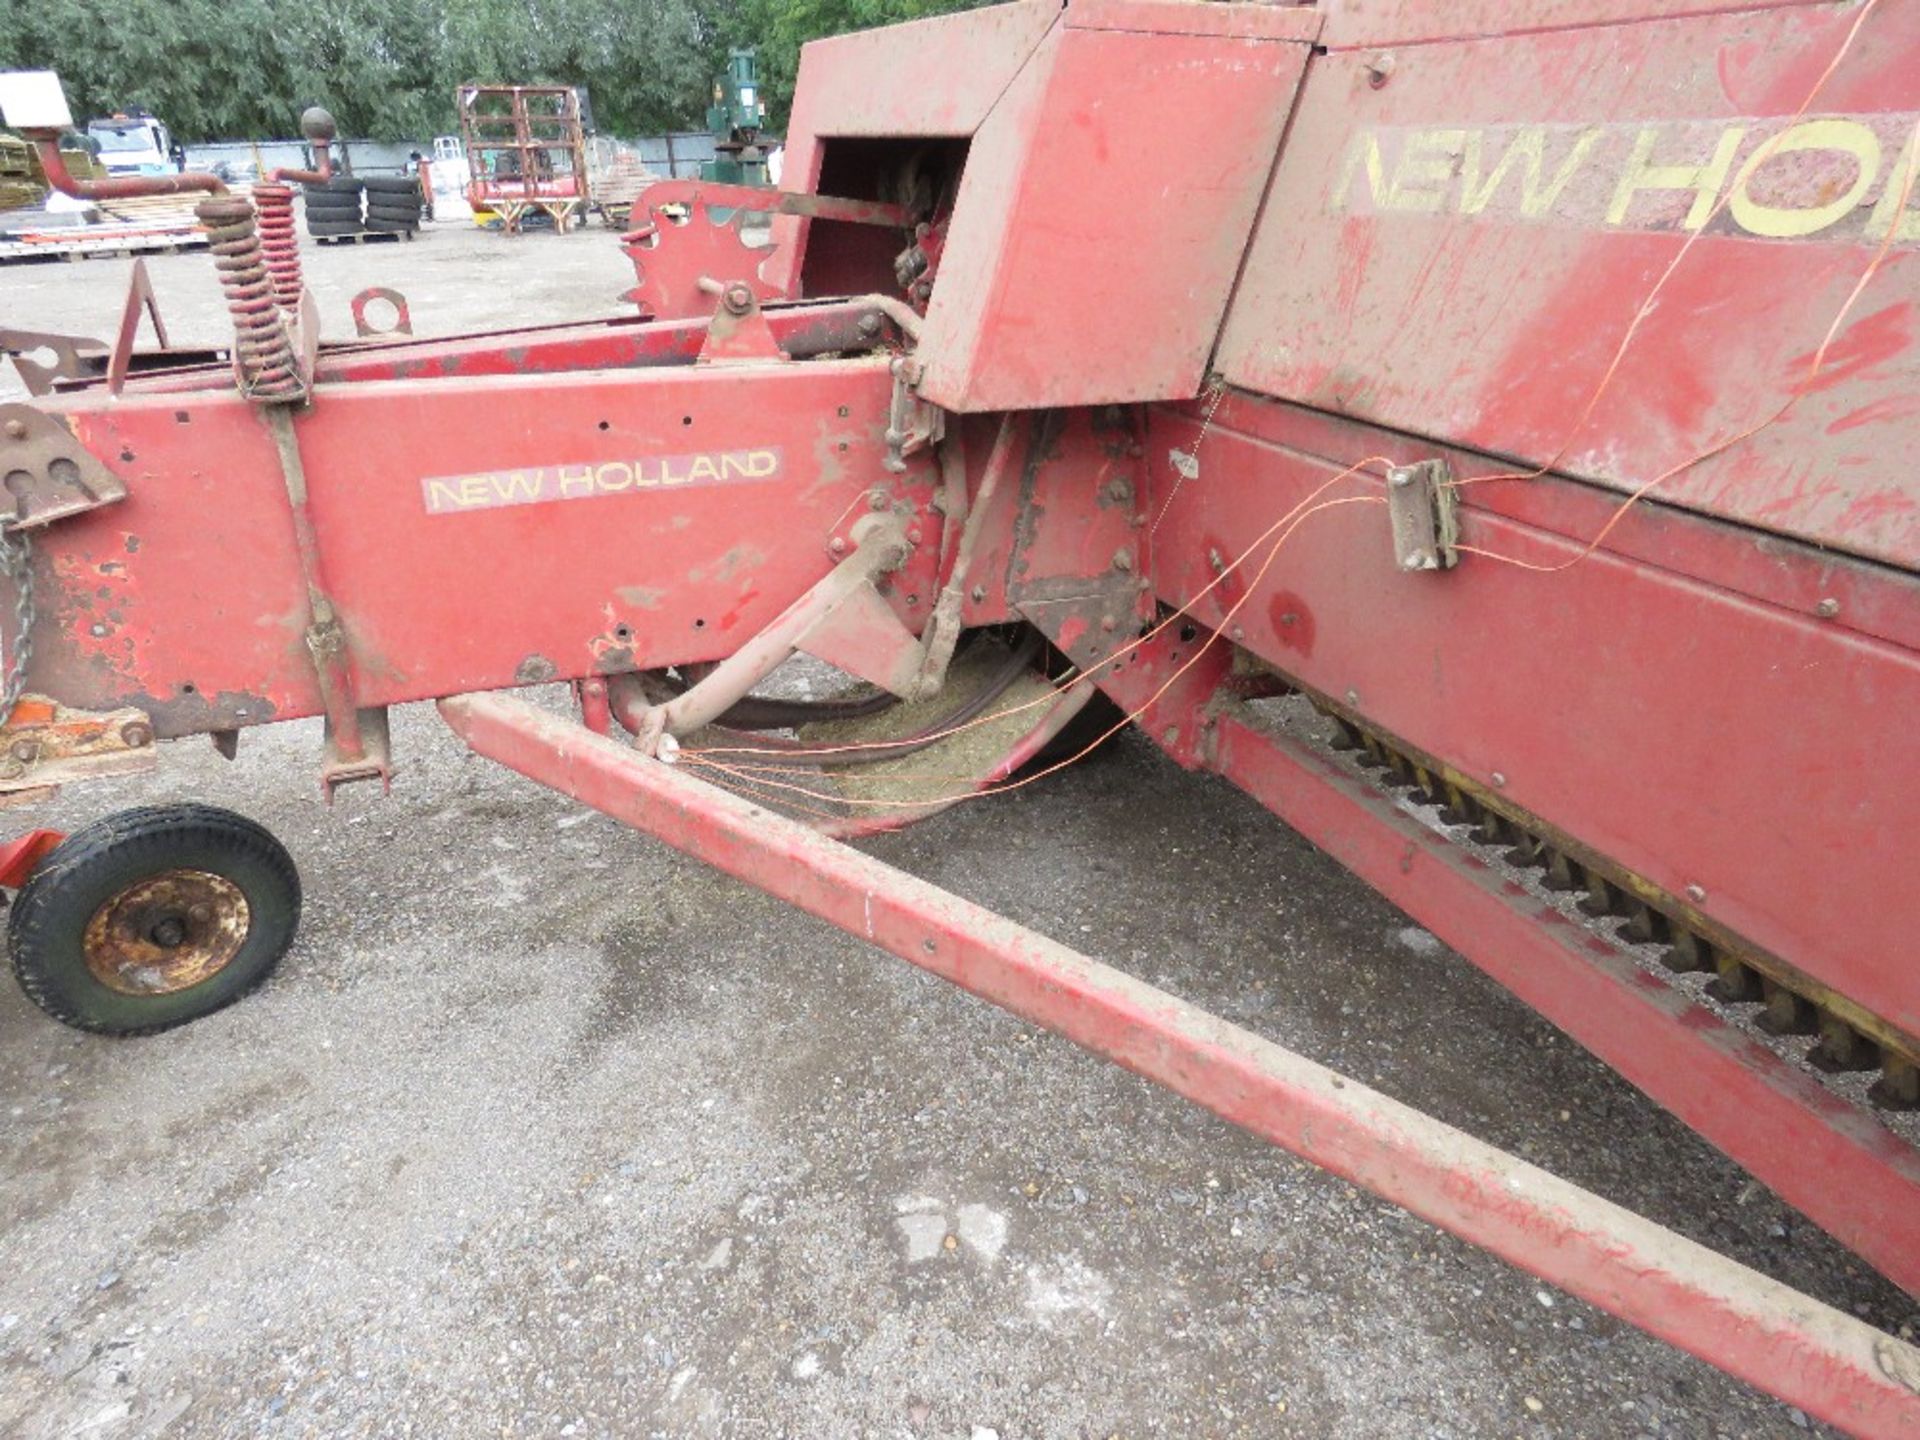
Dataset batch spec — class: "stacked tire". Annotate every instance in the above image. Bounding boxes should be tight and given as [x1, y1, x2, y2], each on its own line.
[303, 176, 363, 237]
[361, 175, 424, 234]
[301, 175, 425, 238]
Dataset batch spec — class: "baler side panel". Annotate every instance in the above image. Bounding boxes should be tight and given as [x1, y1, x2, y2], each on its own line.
[34, 361, 937, 733]
[1145, 392, 1920, 1048]
[1214, 1, 1920, 568]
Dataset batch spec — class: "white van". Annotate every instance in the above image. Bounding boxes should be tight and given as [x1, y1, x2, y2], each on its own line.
[85, 112, 182, 176]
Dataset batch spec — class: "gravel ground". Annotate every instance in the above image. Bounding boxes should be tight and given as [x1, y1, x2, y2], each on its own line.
[1, 222, 1915, 1439]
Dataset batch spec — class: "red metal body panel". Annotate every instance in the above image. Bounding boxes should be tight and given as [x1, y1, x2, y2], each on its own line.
[1143, 390, 1920, 1049]
[1321, 0, 1845, 47]
[441, 690, 1920, 1439]
[918, 4, 1313, 410]
[1215, 0, 1920, 567]
[35, 361, 939, 734]
[778, 0, 1317, 411]
[112, 303, 896, 395]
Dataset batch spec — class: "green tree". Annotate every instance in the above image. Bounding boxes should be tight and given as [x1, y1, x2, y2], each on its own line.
[0, 0, 998, 143]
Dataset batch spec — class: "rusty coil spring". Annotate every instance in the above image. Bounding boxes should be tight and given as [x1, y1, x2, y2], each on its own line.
[251, 182, 302, 311]
[194, 195, 303, 404]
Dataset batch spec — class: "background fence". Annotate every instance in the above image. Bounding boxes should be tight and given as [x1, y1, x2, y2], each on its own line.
[183, 132, 719, 181]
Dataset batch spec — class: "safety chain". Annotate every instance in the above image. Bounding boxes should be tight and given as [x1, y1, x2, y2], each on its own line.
[0, 527, 34, 727]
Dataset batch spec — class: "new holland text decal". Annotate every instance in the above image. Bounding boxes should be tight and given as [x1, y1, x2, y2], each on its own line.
[421, 447, 783, 515]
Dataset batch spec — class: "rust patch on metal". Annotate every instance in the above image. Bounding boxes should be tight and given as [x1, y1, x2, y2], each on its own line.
[1267, 591, 1316, 657]
[82, 869, 250, 996]
[0, 695, 158, 793]
[590, 641, 636, 675]
[126, 688, 279, 740]
[515, 654, 558, 684]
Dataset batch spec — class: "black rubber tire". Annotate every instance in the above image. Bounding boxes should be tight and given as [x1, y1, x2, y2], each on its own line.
[360, 175, 421, 198]
[364, 200, 422, 224]
[302, 196, 362, 218]
[306, 216, 364, 237]
[9, 804, 300, 1035]
[362, 215, 418, 234]
[303, 176, 363, 198]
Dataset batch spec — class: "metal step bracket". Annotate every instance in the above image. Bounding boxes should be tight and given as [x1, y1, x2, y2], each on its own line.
[1387, 457, 1459, 573]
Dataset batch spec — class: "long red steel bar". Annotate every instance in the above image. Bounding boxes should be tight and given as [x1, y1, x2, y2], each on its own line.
[439, 690, 1920, 1439]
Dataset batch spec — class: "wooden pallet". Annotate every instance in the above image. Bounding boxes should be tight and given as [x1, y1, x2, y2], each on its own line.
[312, 229, 416, 245]
[0, 230, 207, 264]
[95, 185, 249, 228]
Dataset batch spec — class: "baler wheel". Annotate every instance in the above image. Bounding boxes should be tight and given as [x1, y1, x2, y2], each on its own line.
[8, 805, 300, 1035]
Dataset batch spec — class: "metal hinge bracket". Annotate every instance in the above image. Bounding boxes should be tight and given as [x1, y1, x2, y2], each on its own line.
[0, 404, 129, 532]
[1387, 457, 1459, 573]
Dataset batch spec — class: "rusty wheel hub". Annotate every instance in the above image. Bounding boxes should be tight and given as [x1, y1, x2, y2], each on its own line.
[81, 869, 251, 996]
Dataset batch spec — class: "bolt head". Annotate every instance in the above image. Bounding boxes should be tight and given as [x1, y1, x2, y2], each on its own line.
[1389, 467, 1413, 488]
[868, 489, 890, 511]
[1112, 548, 1134, 572]
[856, 312, 883, 338]
[120, 721, 153, 748]
[1490, 771, 1507, 788]
[9, 737, 37, 763]
[828, 537, 847, 555]
[1685, 884, 1708, 904]
[722, 284, 754, 316]
[1815, 597, 1840, 619]
[2, 419, 26, 440]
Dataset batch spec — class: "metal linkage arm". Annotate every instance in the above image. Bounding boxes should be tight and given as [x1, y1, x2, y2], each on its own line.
[439, 689, 1920, 1440]
[28, 133, 225, 202]
[627, 179, 913, 234]
[621, 514, 912, 755]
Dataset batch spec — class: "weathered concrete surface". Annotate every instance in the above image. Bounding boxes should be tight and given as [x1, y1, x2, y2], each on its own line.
[1, 226, 1914, 1440]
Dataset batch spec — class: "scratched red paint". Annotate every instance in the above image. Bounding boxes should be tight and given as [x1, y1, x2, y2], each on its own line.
[1789, 301, 1911, 396]
[1827, 392, 1920, 435]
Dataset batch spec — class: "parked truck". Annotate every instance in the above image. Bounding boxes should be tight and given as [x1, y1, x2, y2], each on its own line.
[85, 110, 183, 177]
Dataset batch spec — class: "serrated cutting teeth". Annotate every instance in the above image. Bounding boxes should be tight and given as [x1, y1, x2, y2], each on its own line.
[1305, 695, 1920, 1113]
